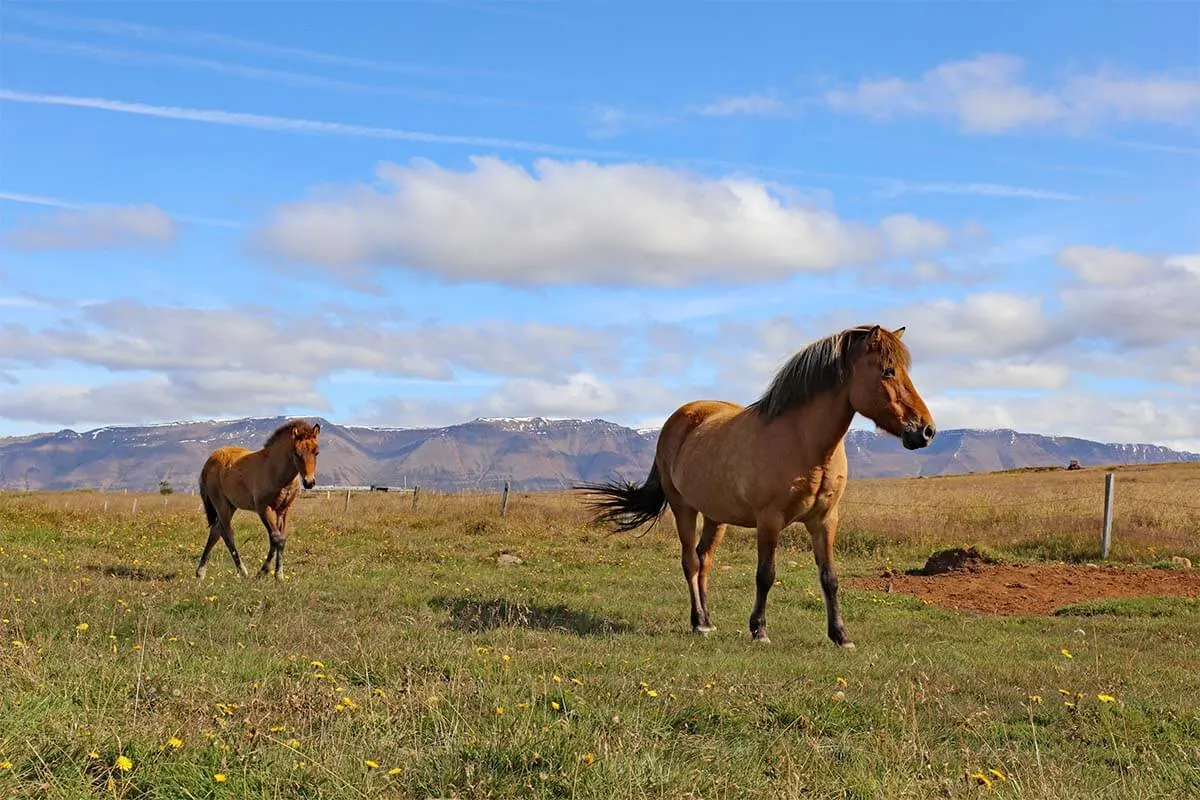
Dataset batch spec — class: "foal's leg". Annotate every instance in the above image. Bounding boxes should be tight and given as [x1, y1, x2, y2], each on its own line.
[805, 509, 853, 648]
[695, 517, 726, 632]
[218, 509, 250, 578]
[256, 506, 282, 578]
[195, 518, 223, 581]
[671, 501, 706, 634]
[748, 513, 784, 643]
[273, 506, 289, 578]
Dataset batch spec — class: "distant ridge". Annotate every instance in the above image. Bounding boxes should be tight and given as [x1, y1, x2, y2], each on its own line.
[0, 416, 1196, 492]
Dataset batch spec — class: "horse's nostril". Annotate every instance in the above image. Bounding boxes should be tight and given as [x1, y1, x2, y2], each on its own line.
[923, 425, 936, 441]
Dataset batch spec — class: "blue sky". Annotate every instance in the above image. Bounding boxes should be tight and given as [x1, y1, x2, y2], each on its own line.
[1, 1, 1198, 449]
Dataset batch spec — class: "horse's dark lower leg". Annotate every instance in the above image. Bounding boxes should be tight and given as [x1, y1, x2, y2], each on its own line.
[195, 526, 222, 579]
[220, 524, 249, 578]
[696, 518, 726, 631]
[749, 519, 782, 642]
[672, 503, 705, 634]
[806, 512, 853, 648]
[272, 533, 286, 579]
[258, 543, 275, 577]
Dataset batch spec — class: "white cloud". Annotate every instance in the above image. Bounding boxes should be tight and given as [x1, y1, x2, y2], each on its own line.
[0, 89, 631, 160]
[892, 292, 1054, 359]
[827, 53, 1200, 133]
[0, 372, 328, 427]
[693, 93, 787, 117]
[6, 7, 508, 79]
[3, 204, 176, 251]
[2, 34, 528, 109]
[252, 156, 952, 286]
[0, 299, 614, 381]
[1056, 245, 1158, 286]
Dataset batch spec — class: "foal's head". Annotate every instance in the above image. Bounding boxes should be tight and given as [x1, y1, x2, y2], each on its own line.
[267, 420, 322, 488]
[846, 325, 936, 450]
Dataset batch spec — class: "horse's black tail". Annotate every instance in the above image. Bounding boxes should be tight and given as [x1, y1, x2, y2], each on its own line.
[574, 464, 668, 533]
[199, 478, 218, 529]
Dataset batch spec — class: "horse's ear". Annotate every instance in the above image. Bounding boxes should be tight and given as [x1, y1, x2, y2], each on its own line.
[893, 325, 905, 339]
[313, 422, 321, 435]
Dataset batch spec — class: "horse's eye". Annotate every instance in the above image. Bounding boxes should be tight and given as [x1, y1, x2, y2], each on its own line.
[882, 367, 896, 378]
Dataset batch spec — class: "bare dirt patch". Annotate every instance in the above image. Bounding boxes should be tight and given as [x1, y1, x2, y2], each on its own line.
[849, 555, 1200, 616]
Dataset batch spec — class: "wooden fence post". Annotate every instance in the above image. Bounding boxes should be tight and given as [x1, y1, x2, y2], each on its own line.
[1101, 471, 1115, 559]
[500, 481, 510, 517]
[344, 488, 351, 513]
[411, 485, 421, 512]
[131, 499, 138, 515]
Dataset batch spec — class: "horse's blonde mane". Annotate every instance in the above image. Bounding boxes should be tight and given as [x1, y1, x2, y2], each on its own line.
[264, 419, 320, 448]
[748, 325, 910, 420]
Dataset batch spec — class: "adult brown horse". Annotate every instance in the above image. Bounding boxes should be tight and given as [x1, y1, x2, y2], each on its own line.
[195, 419, 322, 581]
[577, 324, 935, 648]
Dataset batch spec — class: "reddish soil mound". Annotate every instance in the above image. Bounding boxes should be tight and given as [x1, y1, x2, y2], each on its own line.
[848, 562, 1200, 616]
[908, 546, 996, 576]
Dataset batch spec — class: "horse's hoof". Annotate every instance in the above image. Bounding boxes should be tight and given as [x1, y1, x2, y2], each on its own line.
[751, 631, 771, 644]
[195, 567, 206, 581]
[839, 641, 856, 650]
[692, 625, 716, 637]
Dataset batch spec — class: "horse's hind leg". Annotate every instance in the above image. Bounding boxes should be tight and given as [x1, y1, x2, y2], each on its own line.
[671, 500, 706, 635]
[218, 509, 250, 578]
[696, 517, 726, 632]
[805, 509, 853, 648]
[195, 525, 222, 580]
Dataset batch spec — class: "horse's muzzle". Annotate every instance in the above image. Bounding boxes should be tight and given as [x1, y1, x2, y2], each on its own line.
[302, 477, 316, 490]
[902, 423, 936, 450]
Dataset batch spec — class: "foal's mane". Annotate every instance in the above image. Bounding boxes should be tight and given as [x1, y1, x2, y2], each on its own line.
[264, 419, 320, 448]
[748, 325, 910, 420]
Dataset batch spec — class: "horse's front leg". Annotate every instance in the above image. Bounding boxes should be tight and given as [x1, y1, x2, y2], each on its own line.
[748, 513, 783, 643]
[671, 501, 706, 634]
[805, 508, 853, 648]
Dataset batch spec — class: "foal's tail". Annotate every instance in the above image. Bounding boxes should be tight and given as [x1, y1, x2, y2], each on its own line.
[198, 469, 218, 529]
[574, 464, 668, 533]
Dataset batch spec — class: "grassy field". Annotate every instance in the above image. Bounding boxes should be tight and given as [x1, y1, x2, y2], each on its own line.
[2, 463, 1199, 799]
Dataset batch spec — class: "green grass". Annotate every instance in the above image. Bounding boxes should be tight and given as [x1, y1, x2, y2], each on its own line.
[1, 486, 1199, 799]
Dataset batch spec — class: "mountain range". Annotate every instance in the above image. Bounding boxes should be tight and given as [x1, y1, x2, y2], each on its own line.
[0, 416, 1197, 493]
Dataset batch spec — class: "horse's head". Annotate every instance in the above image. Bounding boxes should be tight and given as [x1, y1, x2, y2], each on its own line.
[292, 422, 321, 489]
[847, 325, 935, 450]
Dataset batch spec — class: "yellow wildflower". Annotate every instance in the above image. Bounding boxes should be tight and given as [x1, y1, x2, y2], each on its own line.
[87, 751, 99, 759]
[0, 761, 12, 769]
[581, 753, 595, 766]
[286, 739, 301, 749]
[268, 725, 285, 732]
[310, 660, 325, 669]
[166, 737, 183, 749]
[550, 701, 561, 711]
[76, 623, 89, 632]
[214, 773, 227, 782]
[115, 755, 132, 771]
[517, 702, 530, 710]
[363, 760, 379, 770]
[1028, 695, 1043, 703]
[969, 772, 993, 788]
[571, 678, 584, 686]
[388, 767, 403, 775]
[835, 677, 848, 687]
[1061, 648, 1073, 659]
[989, 768, 1007, 781]
[495, 706, 504, 716]
[1098, 694, 1117, 703]
[552, 674, 562, 683]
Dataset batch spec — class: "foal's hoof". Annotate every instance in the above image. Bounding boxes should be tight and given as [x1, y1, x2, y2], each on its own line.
[195, 567, 207, 581]
[692, 625, 716, 637]
[237, 566, 249, 578]
[751, 630, 771, 644]
[838, 641, 856, 650]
